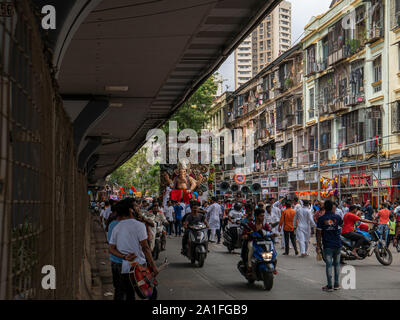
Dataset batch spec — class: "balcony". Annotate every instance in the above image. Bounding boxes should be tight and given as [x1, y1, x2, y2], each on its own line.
[256, 129, 267, 140]
[346, 94, 365, 107]
[306, 62, 317, 76]
[320, 150, 330, 161]
[367, 26, 383, 44]
[364, 140, 381, 154]
[328, 47, 344, 66]
[344, 39, 363, 58]
[274, 80, 284, 93]
[316, 60, 328, 73]
[329, 97, 351, 113]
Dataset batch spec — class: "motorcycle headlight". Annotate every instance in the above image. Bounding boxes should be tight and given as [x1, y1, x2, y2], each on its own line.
[262, 252, 273, 261]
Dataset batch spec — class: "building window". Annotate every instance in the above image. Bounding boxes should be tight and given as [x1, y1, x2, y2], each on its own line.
[309, 88, 315, 118]
[398, 44, 400, 72]
[306, 44, 316, 75]
[350, 63, 364, 98]
[372, 56, 382, 93]
[320, 121, 332, 151]
[395, 0, 400, 27]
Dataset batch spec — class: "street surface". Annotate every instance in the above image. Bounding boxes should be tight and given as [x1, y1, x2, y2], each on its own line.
[157, 235, 400, 300]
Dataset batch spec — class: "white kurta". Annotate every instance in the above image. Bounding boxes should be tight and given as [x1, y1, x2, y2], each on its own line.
[207, 203, 221, 229]
[207, 203, 221, 241]
[272, 201, 284, 248]
[264, 210, 280, 235]
[294, 207, 316, 254]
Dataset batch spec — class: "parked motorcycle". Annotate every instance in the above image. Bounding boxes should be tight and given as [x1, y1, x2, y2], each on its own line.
[223, 218, 243, 253]
[323, 225, 392, 266]
[237, 229, 277, 291]
[183, 222, 208, 267]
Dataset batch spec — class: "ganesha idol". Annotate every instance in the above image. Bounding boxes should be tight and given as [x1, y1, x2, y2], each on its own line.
[163, 162, 203, 204]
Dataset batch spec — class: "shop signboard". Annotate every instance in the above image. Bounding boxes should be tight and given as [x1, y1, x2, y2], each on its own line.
[266, 177, 278, 187]
[372, 179, 391, 188]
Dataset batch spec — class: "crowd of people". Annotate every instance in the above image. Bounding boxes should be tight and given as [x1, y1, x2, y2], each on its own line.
[90, 195, 400, 299]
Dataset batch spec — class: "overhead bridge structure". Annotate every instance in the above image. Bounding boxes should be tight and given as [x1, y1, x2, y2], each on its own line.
[0, 0, 280, 298]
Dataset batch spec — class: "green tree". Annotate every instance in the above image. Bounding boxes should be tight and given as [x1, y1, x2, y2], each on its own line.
[110, 75, 218, 195]
[163, 75, 218, 134]
[109, 147, 160, 196]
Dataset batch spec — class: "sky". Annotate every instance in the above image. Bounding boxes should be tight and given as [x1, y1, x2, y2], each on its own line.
[216, 0, 333, 92]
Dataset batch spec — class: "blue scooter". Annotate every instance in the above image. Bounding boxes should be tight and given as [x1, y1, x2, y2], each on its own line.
[237, 229, 277, 291]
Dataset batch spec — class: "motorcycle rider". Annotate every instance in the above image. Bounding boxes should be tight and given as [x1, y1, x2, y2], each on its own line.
[228, 203, 244, 245]
[182, 201, 209, 254]
[240, 203, 255, 264]
[341, 205, 376, 259]
[242, 208, 276, 275]
[142, 202, 169, 252]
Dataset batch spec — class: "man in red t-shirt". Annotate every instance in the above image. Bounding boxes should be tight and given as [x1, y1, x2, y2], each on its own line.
[342, 205, 376, 259]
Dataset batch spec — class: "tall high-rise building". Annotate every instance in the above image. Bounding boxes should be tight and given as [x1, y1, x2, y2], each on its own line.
[234, 35, 253, 90]
[234, 1, 292, 89]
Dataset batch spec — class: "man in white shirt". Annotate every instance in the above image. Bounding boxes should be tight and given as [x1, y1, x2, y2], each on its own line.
[228, 203, 244, 229]
[393, 201, 400, 215]
[109, 199, 158, 301]
[272, 199, 285, 249]
[294, 200, 316, 257]
[100, 200, 112, 230]
[164, 201, 175, 235]
[207, 197, 222, 243]
[333, 202, 344, 219]
[264, 204, 280, 235]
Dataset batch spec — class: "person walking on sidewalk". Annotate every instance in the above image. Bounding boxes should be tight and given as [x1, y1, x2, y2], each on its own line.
[279, 200, 298, 256]
[316, 200, 343, 292]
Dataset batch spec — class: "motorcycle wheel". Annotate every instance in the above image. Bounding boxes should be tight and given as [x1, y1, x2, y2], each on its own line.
[262, 270, 273, 291]
[374, 247, 393, 266]
[161, 239, 166, 251]
[198, 253, 206, 268]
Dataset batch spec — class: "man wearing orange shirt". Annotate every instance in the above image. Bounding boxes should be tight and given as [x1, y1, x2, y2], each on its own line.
[279, 201, 299, 255]
[378, 204, 391, 244]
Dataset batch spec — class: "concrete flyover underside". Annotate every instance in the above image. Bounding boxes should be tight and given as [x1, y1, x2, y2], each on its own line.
[33, 0, 282, 185]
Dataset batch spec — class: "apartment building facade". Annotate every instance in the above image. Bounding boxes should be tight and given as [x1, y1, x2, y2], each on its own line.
[212, 0, 400, 205]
